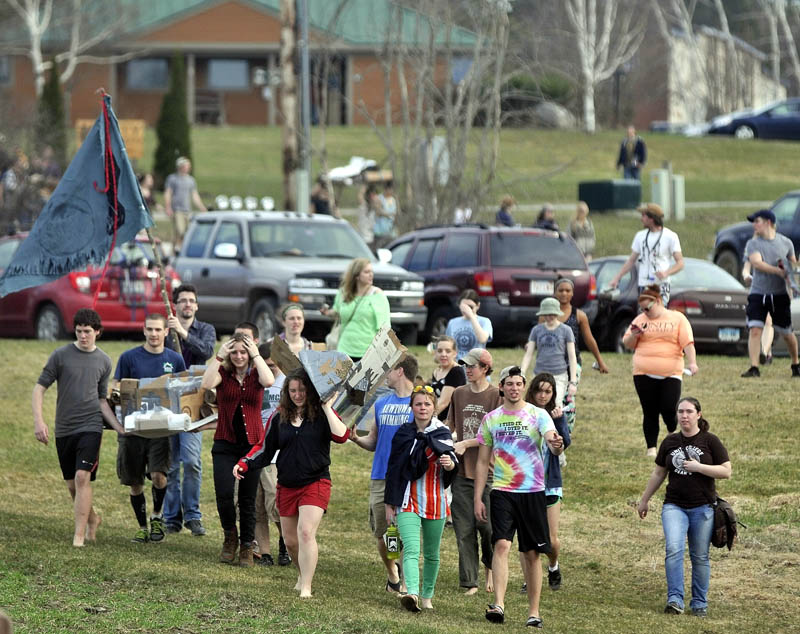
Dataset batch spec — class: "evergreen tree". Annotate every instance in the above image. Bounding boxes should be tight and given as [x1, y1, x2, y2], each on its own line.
[154, 53, 191, 187]
[35, 60, 67, 168]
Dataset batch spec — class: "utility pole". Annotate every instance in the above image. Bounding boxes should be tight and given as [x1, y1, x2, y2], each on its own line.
[280, 0, 298, 210]
[297, 0, 311, 213]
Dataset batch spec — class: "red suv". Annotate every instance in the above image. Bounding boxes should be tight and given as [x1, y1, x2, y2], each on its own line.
[386, 224, 596, 345]
[0, 232, 181, 339]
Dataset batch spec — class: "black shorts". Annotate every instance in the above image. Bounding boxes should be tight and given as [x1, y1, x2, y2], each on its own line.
[746, 293, 792, 332]
[116, 435, 171, 486]
[56, 432, 102, 481]
[490, 489, 551, 554]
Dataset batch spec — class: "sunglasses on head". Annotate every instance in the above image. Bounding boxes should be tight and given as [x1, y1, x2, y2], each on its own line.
[413, 385, 434, 394]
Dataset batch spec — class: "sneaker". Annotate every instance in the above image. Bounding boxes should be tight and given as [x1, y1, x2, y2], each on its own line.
[277, 537, 291, 566]
[759, 351, 767, 365]
[791, 364, 800, 378]
[765, 354, 773, 365]
[740, 366, 760, 378]
[185, 519, 206, 536]
[149, 516, 165, 543]
[131, 527, 149, 543]
[646, 447, 657, 458]
[164, 523, 182, 535]
[256, 553, 274, 566]
[520, 581, 527, 594]
[548, 567, 562, 590]
[664, 602, 684, 615]
[691, 607, 707, 618]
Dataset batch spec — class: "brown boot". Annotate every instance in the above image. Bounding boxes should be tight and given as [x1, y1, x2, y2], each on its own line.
[238, 541, 254, 567]
[220, 528, 238, 564]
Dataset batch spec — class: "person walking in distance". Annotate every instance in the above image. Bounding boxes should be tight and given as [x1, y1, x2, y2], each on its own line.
[32, 308, 127, 547]
[608, 202, 683, 305]
[739, 209, 800, 378]
[164, 284, 217, 536]
[164, 156, 206, 249]
[617, 125, 646, 180]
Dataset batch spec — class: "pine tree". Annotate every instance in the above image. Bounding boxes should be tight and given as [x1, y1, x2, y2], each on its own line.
[35, 60, 67, 168]
[154, 53, 192, 187]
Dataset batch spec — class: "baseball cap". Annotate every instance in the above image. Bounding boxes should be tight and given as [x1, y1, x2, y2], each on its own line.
[499, 365, 524, 383]
[536, 297, 563, 317]
[458, 348, 493, 368]
[746, 209, 776, 224]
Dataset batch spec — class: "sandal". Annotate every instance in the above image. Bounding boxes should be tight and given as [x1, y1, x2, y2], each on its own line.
[386, 578, 402, 593]
[526, 616, 543, 628]
[485, 604, 505, 624]
[400, 593, 421, 613]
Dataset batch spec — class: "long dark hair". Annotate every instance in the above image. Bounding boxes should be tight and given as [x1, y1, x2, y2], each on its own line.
[678, 396, 709, 432]
[525, 372, 557, 415]
[278, 368, 321, 424]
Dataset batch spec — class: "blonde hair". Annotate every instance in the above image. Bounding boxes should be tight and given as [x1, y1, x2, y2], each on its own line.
[500, 194, 515, 209]
[340, 257, 372, 303]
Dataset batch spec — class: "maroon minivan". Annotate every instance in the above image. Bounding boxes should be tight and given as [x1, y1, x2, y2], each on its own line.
[386, 224, 596, 345]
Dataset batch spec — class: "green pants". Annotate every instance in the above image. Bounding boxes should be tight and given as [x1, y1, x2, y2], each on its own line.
[397, 512, 446, 599]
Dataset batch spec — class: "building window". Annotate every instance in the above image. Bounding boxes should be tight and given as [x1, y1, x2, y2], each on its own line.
[126, 58, 169, 91]
[207, 59, 249, 91]
[0, 56, 11, 86]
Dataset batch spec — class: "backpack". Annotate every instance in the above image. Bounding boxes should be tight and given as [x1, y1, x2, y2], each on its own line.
[710, 496, 742, 551]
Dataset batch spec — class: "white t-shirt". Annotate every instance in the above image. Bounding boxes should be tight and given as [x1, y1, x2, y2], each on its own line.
[631, 227, 682, 287]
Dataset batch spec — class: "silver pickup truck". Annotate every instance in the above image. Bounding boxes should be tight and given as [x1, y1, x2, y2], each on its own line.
[173, 211, 426, 343]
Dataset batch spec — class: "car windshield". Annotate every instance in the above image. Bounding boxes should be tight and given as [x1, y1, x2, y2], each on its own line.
[490, 233, 585, 269]
[672, 260, 745, 291]
[249, 221, 373, 259]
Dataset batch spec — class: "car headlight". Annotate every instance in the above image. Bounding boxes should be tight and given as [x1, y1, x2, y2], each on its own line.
[400, 280, 424, 292]
[712, 115, 733, 127]
[289, 278, 325, 289]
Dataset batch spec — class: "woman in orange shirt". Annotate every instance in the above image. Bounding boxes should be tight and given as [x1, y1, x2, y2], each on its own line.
[623, 285, 699, 457]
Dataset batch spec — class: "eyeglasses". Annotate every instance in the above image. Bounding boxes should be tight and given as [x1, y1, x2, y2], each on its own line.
[413, 385, 434, 394]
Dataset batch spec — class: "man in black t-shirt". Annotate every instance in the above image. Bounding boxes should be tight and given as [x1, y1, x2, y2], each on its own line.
[32, 309, 126, 547]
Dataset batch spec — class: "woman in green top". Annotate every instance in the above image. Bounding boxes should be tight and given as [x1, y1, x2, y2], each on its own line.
[320, 257, 390, 360]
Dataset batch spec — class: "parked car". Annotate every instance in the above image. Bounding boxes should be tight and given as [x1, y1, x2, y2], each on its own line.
[712, 190, 800, 280]
[0, 232, 181, 340]
[385, 224, 596, 345]
[172, 211, 426, 343]
[590, 256, 749, 354]
[707, 98, 800, 140]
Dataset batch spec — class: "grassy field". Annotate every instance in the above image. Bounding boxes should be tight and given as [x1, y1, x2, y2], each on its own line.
[1, 340, 798, 633]
[135, 126, 799, 208]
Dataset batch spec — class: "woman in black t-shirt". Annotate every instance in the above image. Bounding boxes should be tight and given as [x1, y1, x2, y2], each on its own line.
[637, 397, 731, 618]
[429, 336, 466, 421]
[234, 369, 350, 598]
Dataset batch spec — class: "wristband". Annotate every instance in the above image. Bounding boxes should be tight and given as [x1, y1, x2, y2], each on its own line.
[215, 355, 224, 362]
[253, 354, 261, 359]
[569, 381, 578, 386]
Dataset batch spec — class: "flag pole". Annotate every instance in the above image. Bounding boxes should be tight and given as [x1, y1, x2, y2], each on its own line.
[144, 227, 182, 352]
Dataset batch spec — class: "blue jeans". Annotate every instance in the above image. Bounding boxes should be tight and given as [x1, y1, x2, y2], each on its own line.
[623, 165, 640, 180]
[164, 432, 203, 526]
[662, 503, 713, 610]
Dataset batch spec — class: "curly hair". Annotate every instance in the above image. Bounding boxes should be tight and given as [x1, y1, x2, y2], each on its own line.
[278, 369, 321, 424]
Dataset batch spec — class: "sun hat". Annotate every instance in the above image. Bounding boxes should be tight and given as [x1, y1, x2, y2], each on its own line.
[536, 297, 563, 317]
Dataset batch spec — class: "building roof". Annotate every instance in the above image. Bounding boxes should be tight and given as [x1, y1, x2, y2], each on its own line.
[1, 0, 477, 50]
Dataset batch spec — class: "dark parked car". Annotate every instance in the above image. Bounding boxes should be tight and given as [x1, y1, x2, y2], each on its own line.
[712, 190, 800, 280]
[707, 98, 800, 140]
[173, 211, 426, 342]
[386, 224, 596, 345]
[590, 256, 748, 354]
[0, 233, 181, 340]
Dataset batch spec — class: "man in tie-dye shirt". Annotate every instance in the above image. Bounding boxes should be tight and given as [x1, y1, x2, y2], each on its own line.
[474, 366, 563, 629]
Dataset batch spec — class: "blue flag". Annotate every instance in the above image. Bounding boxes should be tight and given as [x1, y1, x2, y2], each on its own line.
[0, 94, 153, 297]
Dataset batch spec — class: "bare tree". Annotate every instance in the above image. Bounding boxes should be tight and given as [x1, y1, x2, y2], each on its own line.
[759, 0, 782, 97]
[279, 0, 298, 210]
[773, 0, 800, 90]
[353, 0, 511, 227]
[4, 0, 137, 97]
[564, 0, 646, 133]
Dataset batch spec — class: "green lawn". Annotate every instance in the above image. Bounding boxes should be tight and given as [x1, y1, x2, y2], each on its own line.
[1, 340, 798, 633]
[136, 126, 799, 209]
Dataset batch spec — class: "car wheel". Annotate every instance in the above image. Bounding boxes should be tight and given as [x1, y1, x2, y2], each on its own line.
[249, 297, 278, 342]
[613, 317, 632, 354]
[36, 304, 65, 341]
[426, 306, 456, 341]
[734, 124, 755, 139]
[714, 248, 742, 281]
